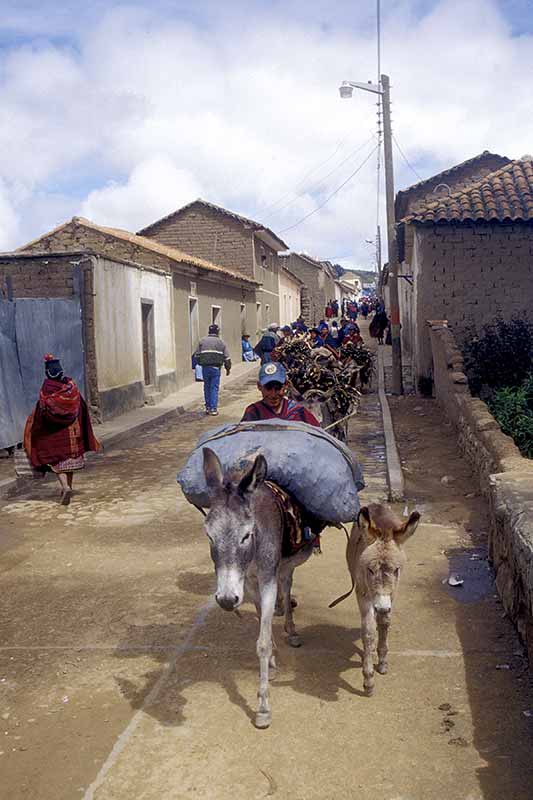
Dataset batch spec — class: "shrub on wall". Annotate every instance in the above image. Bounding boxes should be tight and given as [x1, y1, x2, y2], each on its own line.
[488, 375, 533, 459]
[462, 316, 533, 396]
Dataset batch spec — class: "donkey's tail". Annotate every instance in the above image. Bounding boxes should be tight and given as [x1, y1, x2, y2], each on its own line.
[328, 522, 355, 608]
[328, 579, 355, 608]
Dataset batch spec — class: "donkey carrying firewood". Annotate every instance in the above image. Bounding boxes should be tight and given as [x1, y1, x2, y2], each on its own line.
[330, 503, 421, 695]
[202, 447, 315, 729]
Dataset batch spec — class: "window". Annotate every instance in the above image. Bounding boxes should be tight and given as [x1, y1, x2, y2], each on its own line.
[265, 304, 271, 324]
[211, 305, 222, 330]
[240, 302, 246, 334]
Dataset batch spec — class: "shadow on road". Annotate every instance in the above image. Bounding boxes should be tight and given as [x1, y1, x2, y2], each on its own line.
[112, 606, 366, 728]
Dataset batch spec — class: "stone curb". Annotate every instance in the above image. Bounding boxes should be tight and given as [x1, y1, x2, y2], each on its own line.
[377, 348, 405, 503]
[0, 363, 258, 501]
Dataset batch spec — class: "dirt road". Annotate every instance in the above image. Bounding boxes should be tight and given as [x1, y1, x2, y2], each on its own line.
[1, 343, 532, 800]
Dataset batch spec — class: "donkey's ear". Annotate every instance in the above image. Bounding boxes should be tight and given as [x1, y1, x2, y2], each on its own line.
[358, 507, 378, 543]
[394, 511, 421, 545]
[203, 448, 224, 493]
[238, 454, 267, 495]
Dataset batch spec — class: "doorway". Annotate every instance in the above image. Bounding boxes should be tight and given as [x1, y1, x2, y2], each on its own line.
[189, 297, 200, 358]
[141, 300, 156, 385]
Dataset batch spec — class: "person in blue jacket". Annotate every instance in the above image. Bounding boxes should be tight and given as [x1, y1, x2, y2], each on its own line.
[242, 334, 258, 362]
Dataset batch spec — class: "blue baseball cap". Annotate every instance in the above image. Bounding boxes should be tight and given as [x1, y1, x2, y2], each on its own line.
[258, 361, 287, 385]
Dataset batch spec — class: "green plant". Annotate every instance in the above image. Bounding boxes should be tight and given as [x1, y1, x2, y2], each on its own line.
[461, 316, 533, 396]
[488, 374, 533, 459]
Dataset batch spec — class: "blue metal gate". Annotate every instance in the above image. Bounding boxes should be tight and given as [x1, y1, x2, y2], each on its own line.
[0, 298, 85, 449]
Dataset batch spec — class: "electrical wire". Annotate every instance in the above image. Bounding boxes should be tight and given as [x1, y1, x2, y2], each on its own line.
[265, 133, 377, 221]
[256, 139, 346, 215]
[278, 143, 380, 234]
[393, 134, 423, 181]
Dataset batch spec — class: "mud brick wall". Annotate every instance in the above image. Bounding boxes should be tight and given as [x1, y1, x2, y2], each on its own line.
[282, 254, 327, 326]
[0, 256, 77, 298]
[405, 222, 533, 381]
[0, 255, 100, 420]
[19, 224, 178, 275]
[428, 321, 533, 661]
[140, 205, 255, 279]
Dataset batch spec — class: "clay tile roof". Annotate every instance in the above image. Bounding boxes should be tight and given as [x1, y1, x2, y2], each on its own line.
[137, 198, 289, 252]
[402, 159, 533, 224]
[16, 217, 260, 286]
[395, 150, 511, 220]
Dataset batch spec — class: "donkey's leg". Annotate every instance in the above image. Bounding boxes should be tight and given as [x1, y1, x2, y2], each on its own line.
[376, 611, 391, 675]
[274, 577, 285, 616]
[359, 595, 377, 696]
[281, 568, 301, 648]
[255, 577, 277, 729]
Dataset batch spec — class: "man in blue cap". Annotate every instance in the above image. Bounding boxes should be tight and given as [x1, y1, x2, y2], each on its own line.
[241, 362, 320, 425]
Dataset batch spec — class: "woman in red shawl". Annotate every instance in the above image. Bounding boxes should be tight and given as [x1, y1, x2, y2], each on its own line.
[24, 354, 100, 505]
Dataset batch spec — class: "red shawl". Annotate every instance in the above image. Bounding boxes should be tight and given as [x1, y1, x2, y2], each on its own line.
[24, 377, 101, 467]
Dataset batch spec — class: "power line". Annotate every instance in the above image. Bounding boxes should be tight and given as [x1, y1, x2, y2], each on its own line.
[278, 143, 380, 235]
[265, 133, 377, 221]
[393, 134, 423, 181]
[256, 130, 364, 216]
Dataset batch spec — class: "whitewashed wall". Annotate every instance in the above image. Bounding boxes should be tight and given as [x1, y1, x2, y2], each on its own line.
[278, 269, 302, 327]
[94, 258, 175, 391]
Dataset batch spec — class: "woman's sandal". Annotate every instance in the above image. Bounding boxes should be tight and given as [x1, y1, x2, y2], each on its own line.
[60, 488, 73, 506]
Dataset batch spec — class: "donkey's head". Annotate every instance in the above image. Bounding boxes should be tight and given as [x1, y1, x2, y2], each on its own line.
[202, 447, 267, 612]
[357, 504, 420, 614]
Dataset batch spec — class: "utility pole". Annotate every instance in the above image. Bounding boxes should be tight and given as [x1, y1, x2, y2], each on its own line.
[381, 74, 403, 394]
[339, 74, 403, 394]
[376, 224, 382, 284]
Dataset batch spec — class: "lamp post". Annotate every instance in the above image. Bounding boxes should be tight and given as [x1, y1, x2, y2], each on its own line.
[339, 74, 403, 395]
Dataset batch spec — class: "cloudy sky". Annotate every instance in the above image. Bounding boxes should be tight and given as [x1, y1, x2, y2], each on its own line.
[1, 0, 532, 268]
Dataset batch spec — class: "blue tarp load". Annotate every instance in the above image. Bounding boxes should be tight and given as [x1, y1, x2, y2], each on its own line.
[177, 419, 365, 524]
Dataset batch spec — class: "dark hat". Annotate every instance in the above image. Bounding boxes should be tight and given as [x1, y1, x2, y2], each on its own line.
[258, 361, 287, 385]
[282, 325, 292, 333]
[242, 333, 251, 338]
[208, 324, 219, 335]
[44, 353, 63, 378]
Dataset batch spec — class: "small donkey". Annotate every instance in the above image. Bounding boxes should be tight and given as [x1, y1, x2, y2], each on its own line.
[332, 503, 420, 695]
[202, 447, 314, 728]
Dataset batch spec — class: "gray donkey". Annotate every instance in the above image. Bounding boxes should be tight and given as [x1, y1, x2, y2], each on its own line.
[202, 447, 314, 729]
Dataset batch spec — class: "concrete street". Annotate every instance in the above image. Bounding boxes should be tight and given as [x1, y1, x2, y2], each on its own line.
[1, 331, 532, 800]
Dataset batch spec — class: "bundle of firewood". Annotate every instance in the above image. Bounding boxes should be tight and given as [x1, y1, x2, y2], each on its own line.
[273, 335, 375, 426]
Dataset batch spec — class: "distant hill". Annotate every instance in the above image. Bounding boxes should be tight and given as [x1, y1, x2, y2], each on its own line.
[338, 268, 377, 284]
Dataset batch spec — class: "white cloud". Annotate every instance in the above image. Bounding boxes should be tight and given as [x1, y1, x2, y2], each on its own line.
[80, 156, 204, 230]
[0, 179, 20, 250]
[1, 0, 533, 264]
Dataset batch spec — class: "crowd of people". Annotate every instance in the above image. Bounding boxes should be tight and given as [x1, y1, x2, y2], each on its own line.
[190, 295, 390, 418]
[241, 295, 389, 365]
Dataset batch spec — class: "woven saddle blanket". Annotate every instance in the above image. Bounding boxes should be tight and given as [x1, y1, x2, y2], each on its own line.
[265, 481, 317, 558]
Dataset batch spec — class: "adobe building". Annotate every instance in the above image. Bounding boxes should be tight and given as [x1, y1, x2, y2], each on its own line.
[278, 264, 303, 327]
[280, 253, 336, 325]
[396, 156, 533, 386]
[138, 199, 288, 334]
[0, 217, 258, 445]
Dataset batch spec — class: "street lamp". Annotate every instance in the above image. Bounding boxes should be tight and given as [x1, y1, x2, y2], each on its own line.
[339, 74, 403, 395]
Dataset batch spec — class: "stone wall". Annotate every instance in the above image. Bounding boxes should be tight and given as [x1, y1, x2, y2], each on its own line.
[428, 320, 533, 660]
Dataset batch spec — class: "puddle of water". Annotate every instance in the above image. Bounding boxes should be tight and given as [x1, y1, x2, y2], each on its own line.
[445, 546, 494, 604]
